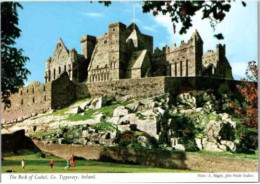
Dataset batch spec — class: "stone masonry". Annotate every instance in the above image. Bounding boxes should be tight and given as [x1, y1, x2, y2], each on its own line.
[2, 22, 235, 123]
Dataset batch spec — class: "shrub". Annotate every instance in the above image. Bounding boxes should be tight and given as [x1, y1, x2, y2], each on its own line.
[35, 152, 46, 158]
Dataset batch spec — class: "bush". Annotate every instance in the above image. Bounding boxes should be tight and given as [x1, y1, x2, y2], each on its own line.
[236, 125, 258, 153]
[35, 152, 46, 158]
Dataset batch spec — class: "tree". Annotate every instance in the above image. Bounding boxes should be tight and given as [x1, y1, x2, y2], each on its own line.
[235, 61, 258, 129]
[1, 2, 30, 108]
[99, 1, 247, 40]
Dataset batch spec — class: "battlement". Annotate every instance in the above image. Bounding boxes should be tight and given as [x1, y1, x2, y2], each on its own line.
[109, 22, 126, 29]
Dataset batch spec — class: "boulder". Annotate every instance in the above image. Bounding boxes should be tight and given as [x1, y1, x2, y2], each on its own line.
[137, 136, 149, 148]
[195, 138, 203, 150]
[68, 106, 84, 114]
[120, 95, 134, 102]
[138, 99, 156, 110]
[90, 133, 99, 142]
[94, 113, 105, 122]
[89, 96, 108, 109]
[82, 130, 90, 138]
[221, 140, 236, 152]
[113, 106, 129, 117]
[203, 141, 223, 152]
[125, 102, 139, 112]
[80, 100, 92, 110]
[176, 93, 196, 108]
[107, 117, 120, 125]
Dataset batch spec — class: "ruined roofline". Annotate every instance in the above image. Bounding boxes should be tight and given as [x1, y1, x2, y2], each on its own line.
[152, 29, 203, 57]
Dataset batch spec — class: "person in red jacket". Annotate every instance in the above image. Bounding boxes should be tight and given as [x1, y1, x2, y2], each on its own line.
[49, 159, 54, 169]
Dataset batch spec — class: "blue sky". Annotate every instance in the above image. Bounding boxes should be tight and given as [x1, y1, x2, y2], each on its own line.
[16, 1, 257, 85]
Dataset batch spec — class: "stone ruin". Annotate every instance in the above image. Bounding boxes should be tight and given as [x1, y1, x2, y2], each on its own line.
[2, 21, 235, 123]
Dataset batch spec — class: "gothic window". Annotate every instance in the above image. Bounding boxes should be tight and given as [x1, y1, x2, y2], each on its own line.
[53, 68, 56, 80]
[175, 63, 177, 76]
[59, 67, 61, 74]
[27, 89, 29, 93]
[104, 40, 107, 44]
[180, 61, 183, 76]
[186, 60, 189, 76]
[32, 97, 35, 103]
[21, 99, 23, 105]
[97, 65, 99, 69]
[48, 70, 51, 82]
[43, 85, 46, 91]
[44, 96, 47, 101]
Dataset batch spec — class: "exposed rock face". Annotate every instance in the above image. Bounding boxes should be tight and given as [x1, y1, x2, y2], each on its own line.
[113, 106, 129, 117]
[3, 91, 243, 153]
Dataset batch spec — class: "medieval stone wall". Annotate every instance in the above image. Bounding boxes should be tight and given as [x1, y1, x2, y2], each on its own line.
[87, 77, 165, 98]
[1, 82, 52, 123]
[51, 72, 77, 109]
[33, 140, 258, 172]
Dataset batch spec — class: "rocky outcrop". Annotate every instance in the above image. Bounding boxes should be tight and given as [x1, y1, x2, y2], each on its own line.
[3, 91, 245, 153]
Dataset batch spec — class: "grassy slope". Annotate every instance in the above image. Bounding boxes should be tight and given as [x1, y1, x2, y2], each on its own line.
[2, 152, 193, 173]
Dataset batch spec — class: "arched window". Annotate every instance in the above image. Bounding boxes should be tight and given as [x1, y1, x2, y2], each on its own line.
[180, 61, 183, 76]
[32, 97, 35, 103]
[43, 85, 46, 91]
[21, 99, 23, 105]
[59, 67, 61, 74]
[186, 60, 189, 76]
[20, 90, 23, 95]
[44, 95, 47, 101]
[48, 70, 51, 82]
[53, 68, 56, 79]
[175, 63, 177, 76]
[27, 89, 29, 93]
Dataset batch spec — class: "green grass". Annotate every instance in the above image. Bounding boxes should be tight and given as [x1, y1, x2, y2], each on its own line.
[65, 100, 134, 122]
[2, 151, 192, 173]
[91, 121, 117, 132]
[195, 150, 258, 160]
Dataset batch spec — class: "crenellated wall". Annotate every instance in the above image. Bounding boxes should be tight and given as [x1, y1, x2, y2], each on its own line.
[1, 82, 51, 123]
[1, 72, 77, 123]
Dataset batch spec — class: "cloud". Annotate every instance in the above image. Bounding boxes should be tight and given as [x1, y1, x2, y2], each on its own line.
[142, 26, 156, 32]
[231, 61, 247, 79]
[149, 2, 257, 80]
[83, 12, 103, 18]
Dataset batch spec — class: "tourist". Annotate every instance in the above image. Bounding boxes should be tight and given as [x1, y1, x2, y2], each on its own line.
[21, 159, 25, 170]
[70, 154, 75, 169]
[49, 159, 54, 169]
[64, 160, 70, 171]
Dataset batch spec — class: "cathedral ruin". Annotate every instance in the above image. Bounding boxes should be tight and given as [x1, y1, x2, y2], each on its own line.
[2, 22, 235, 123]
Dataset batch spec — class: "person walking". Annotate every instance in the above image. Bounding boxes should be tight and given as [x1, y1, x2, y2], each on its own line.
[21, 159, 25, 170]
[64, 160, 70, 171]
[49, 159, 54, 169]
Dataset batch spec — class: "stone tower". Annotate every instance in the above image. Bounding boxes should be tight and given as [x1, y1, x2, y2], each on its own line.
[192, 29, 203, 76]
[108, 22, 127, 80]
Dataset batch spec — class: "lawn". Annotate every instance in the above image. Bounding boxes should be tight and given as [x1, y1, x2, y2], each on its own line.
[2, 152, 193, 173]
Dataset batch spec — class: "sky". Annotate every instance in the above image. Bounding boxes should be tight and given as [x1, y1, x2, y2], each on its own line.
[16, 1, 258, 85]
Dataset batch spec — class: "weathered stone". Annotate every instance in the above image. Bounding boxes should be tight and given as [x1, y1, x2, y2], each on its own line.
[113, 106, 129, 117]
[80, 100, 92, 110]
[221, 140, 236, 152]
[125, 102, 139, 112]
[68, 106, 83, 114]
[195, 138, 203, 150]
[120, 95, 134, 102]
[89, 97, 108, 109]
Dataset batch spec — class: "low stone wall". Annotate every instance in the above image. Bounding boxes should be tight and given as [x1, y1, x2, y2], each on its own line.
[33, 140, 257, 172]
[87, 77, 166, 98]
